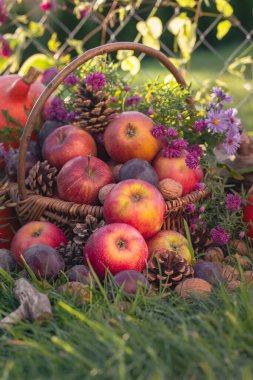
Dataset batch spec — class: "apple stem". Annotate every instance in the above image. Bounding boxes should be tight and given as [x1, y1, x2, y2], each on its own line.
[87, 154, 92, 177]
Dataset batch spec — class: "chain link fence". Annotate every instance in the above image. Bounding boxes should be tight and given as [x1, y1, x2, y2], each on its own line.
[1, 0, 253, 129]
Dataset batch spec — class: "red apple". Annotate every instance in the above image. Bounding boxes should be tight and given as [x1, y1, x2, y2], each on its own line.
[84, 223, 148, 278]
[103, 179, 166, 239]
[10, 221, 67, 265]
[57, 155, 113, 205]
[42, 125, 97, 169]
[243, 188, 253, 239]
[146, 230, 192, 264]
[104, 111, 160, 163]
[153, 153, 203, 196]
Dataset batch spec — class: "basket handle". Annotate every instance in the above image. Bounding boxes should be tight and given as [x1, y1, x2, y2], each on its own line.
[18, 42, 192, 200]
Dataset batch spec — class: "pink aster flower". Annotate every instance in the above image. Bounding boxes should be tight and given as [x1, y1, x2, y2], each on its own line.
[238, 231, 245, 239]
[186, 203, 196, 213]
[226, 193, 241, 211]
[210, 226, 230, 245]
[148, 108, 154, 115]
[0, 35, 12, 58]
[63, 73, 80, 87]
[167, 128, 178, 138]
[193, 119, 206, 133]
[185, 153, 199, 169]
[162, 144, 182, 158]
[111, 96, 117, 103]
[41, 68, 59, 85]
[206, 108, 228, 133]
[195, 183, 205, 191]
[123, 85, 131, 92]
[45, 97, 68, 121]
[199, 206, 205, 213]
[187, 144, 203, 157]
[0, 0, 7, 25]
[86, 72, 107, 92]
[40, 0, 56, 11]
[125, 94, 142, 107]
[152, 124, 167, 139]
[177, 114, 183, 120]
[173, 138, 188, 150]
[223, 127, 241, 155]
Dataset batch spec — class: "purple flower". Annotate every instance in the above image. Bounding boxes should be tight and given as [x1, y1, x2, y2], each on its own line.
[173, 138, 188, 150]
[66, 111, 77, 122]
[193, 120, 206, 133]
[0, 0, 7, 25]
[45, 97, 68, 121]
[225, 108, 241, 128]
[185, 153, 199, 169]
[0, 35, 12, 57]
[226, 193, 241, 211]
[148, 108, 154, 115]
[111, 96, 117, 103]
[210, 226, 230, 245]
[63, 73, 80, 87]
[125, 94, 142, 107]
[190, 223, 197, 233]
[167, 128, 178, 138]
[177, 114, 183, 120]
[238, 231, 245, 239]
[41, 68, 59, 85]
[187, 144, 203, 157]
[199, 206, 205, 214]
[86, 72, 107, 92]
[223, 128, 241, 155]
[195, 182, 205, 191]
[206, 108, 228, 133]
[123, 85, 131, 92]
[186, 203, 196, 213]
[211, 87, 233, 103]
[162, 144, 182, 158]
[96, 133, 104, 146]
[152, 124, 167, 139]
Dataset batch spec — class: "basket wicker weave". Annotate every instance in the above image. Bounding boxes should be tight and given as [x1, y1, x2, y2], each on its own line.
[11, 42, 208, 234]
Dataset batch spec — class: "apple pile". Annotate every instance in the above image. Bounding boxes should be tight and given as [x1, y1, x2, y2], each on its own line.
[1, 109, 204, 294]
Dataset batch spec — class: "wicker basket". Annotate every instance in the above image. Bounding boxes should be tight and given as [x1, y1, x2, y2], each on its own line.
[12, 42, 208, 235]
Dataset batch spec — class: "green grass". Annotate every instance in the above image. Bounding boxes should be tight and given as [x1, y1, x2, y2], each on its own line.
[1, 275, 253, 380]
[138, 45, 253, 133]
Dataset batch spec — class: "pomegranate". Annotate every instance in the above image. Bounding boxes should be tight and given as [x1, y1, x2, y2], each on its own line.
[244, 186, 253, 240]
[0, 67, 48, 150]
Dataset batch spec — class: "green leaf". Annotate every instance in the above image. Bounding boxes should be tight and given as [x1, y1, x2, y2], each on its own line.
[217, 163, 244, 180]
[19, 54, 55, 75]
[121, 56, 140, 75]
[215, 0, 233, 17]
[176, 0, 196, 7]
[217, 20, 232, 39]
[66, 39, 84, 55]
[48, 33, 61, 53]
[16, 14, 28, 24]
[28, 21, 45, 38]
[183, 219, 195, 263]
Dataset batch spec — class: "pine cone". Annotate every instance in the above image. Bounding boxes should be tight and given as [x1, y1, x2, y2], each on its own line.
[73, 82, 119, 133]
[73, 214, 105, 246]
[146, 250, 194, 291]
[191, 225, 213, 254]
[28, 161, 58, 197]
[57, 241, 84, 270]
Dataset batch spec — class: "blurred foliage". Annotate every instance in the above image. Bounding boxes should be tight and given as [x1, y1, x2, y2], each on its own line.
[0, 0, 251, 81]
